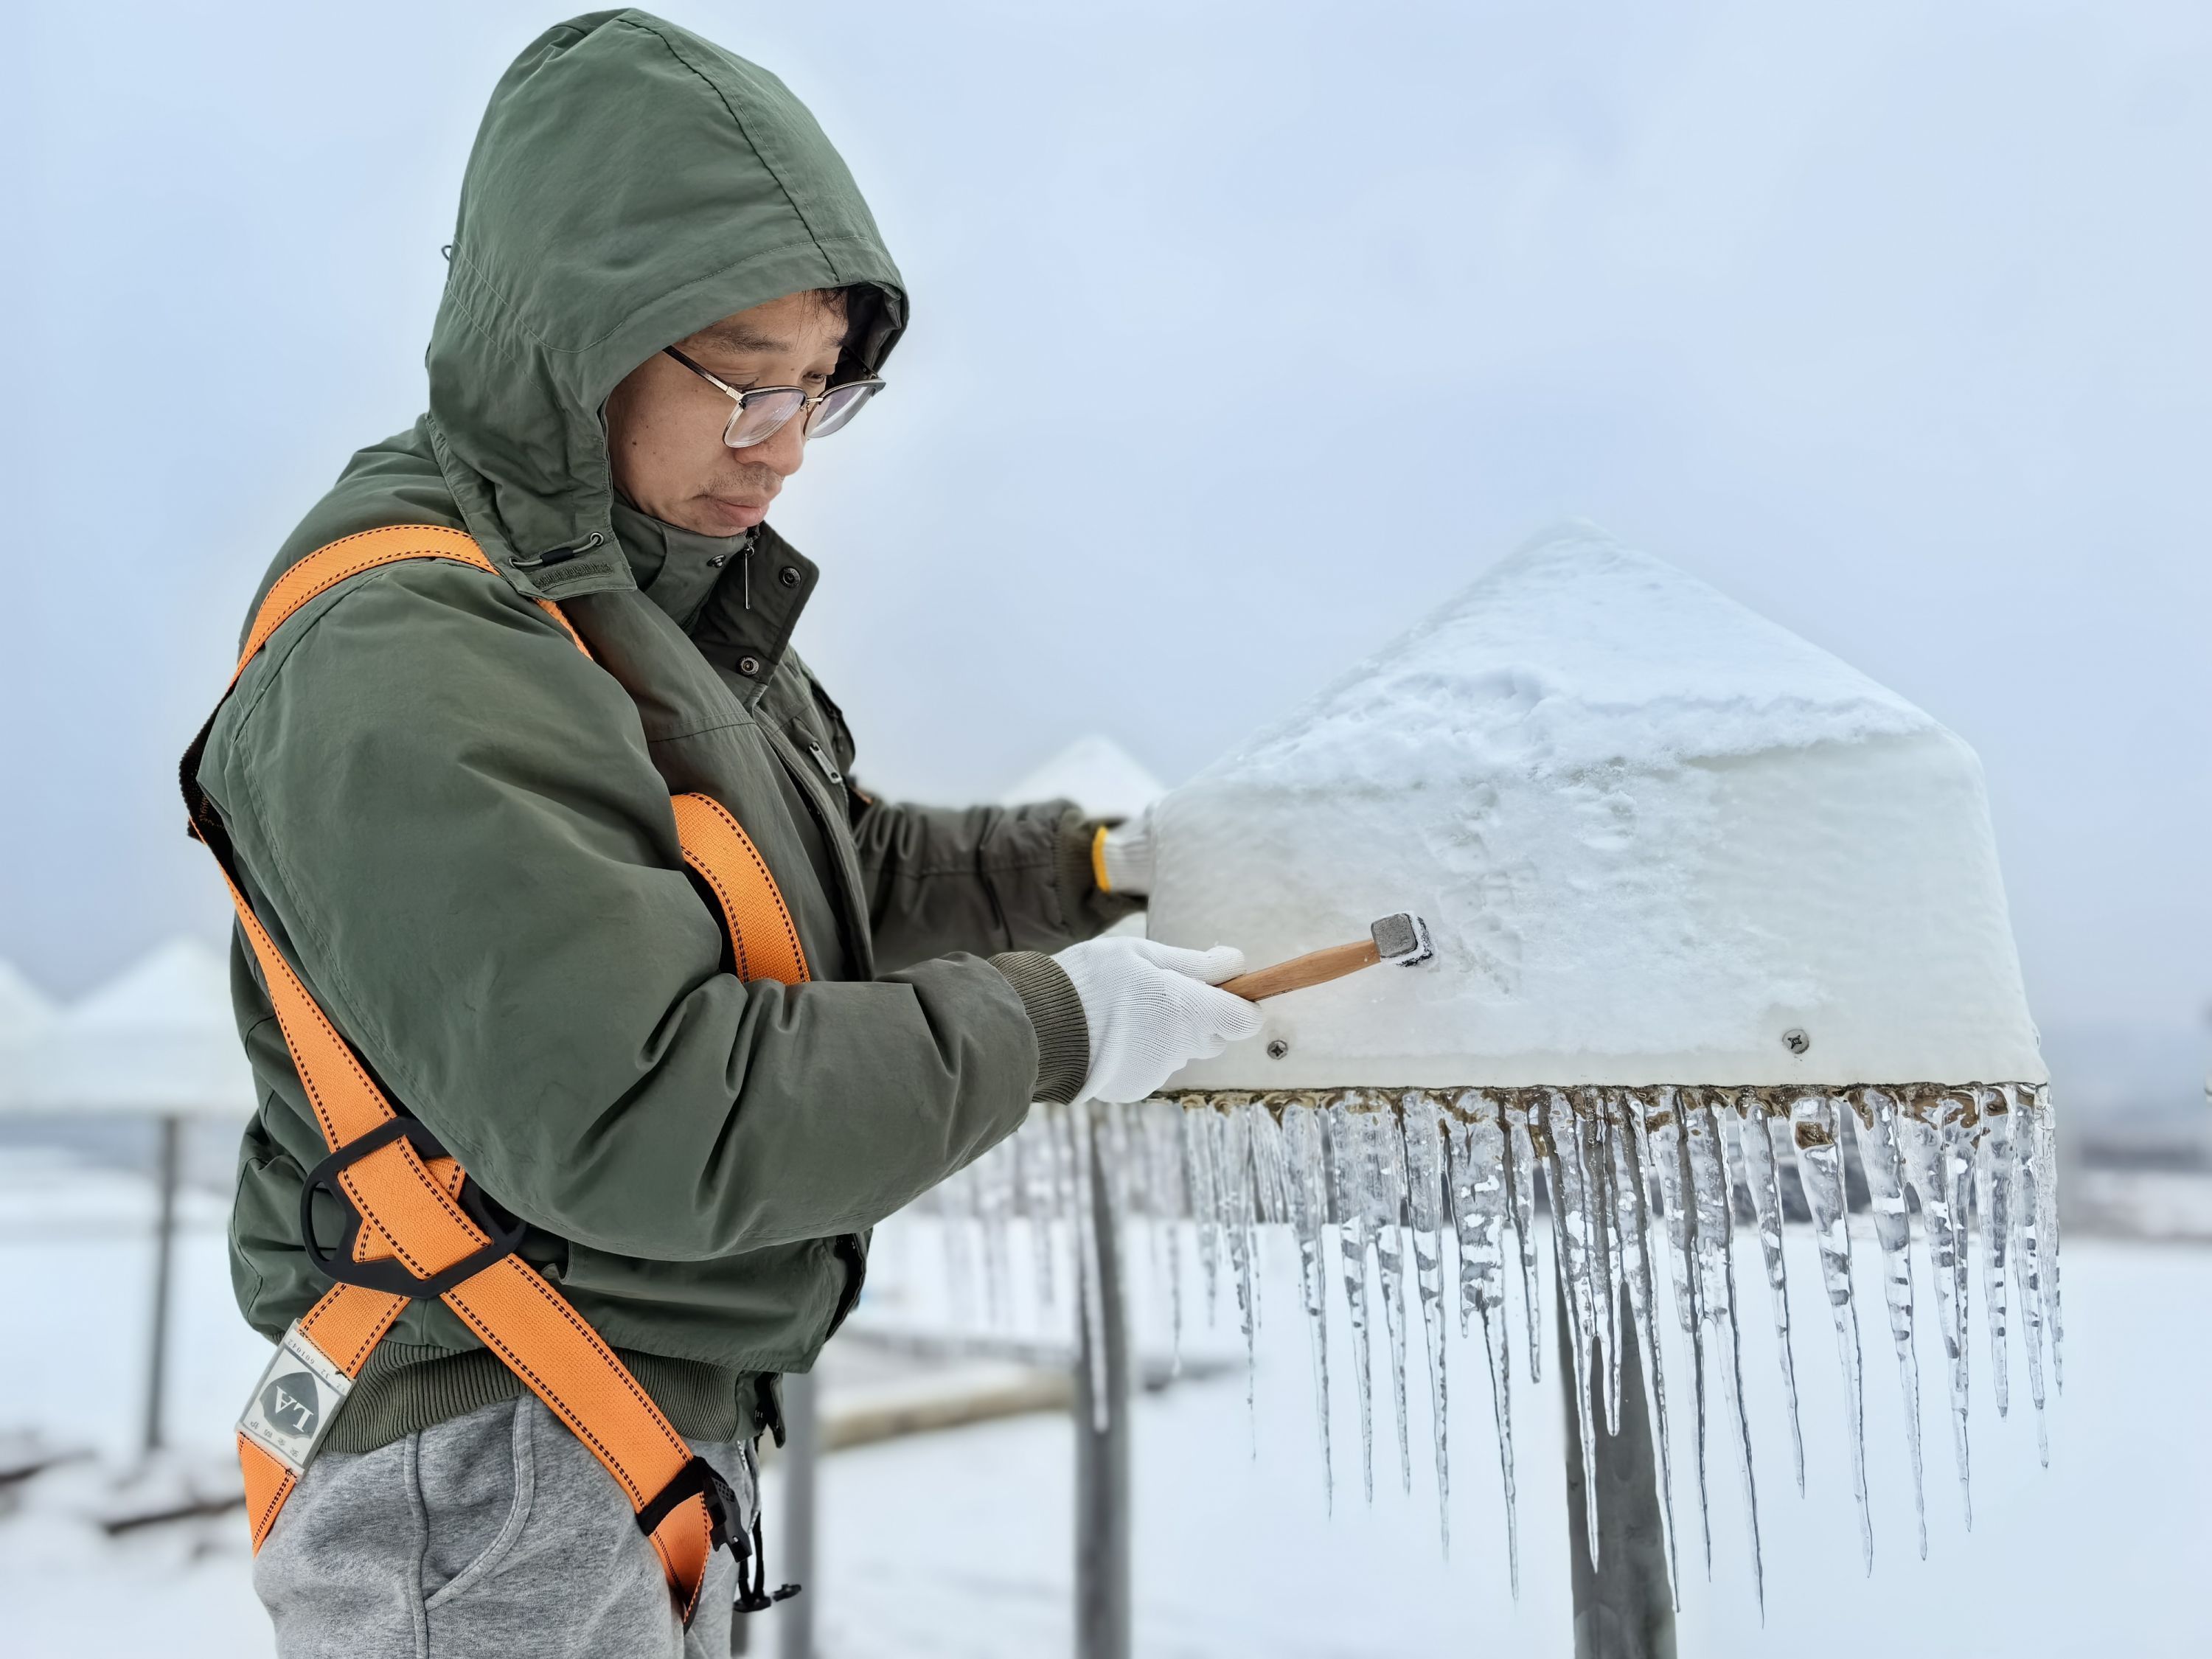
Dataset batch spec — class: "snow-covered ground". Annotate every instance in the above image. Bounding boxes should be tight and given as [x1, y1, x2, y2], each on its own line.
[3, 1147, 2206, 1657]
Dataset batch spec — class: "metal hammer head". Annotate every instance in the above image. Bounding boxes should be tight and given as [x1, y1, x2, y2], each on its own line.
[1370, 911, 1433, 967]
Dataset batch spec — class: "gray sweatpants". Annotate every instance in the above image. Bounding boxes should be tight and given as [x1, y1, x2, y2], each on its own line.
[252, 1396, 757, 1659]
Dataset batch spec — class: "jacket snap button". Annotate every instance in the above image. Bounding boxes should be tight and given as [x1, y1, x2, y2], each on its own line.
[779, 566, 800, 588]
[708, 552, 728, 568]
[738, 655, 762, 676]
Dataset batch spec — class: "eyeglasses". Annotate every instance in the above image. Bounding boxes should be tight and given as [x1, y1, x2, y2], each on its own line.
[662, 347, 885, 449]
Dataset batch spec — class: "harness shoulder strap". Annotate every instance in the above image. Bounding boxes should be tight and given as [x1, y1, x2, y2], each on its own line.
[672, 793, 810, 984]
[195, 526, 807, 1622]
[231, 524, 589, 674]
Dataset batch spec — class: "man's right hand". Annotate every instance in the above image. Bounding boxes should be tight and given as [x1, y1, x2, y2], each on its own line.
[1050, 938, 1264, 1104]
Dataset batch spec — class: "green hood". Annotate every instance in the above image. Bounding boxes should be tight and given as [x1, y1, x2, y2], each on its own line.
[425, 9, 907, 597]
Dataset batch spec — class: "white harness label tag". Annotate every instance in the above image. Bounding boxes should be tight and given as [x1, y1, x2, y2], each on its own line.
[237, 1319, 355, 1478]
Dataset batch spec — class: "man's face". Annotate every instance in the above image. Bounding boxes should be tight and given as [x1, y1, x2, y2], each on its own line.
[604, 290, 849, 537]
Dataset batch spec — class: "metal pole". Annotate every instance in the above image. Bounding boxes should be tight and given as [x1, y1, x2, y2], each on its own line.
[776, 1368, 820, 1659]
[1074, 1116, 1130, 1659]
[1558, 1277, 1675, 1659]
[143, 1113, 182, 1458]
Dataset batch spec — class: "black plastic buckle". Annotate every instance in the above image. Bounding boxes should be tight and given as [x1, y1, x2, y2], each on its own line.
[636, 1455, 740, 1554]
[298, 1117, 526, 1298]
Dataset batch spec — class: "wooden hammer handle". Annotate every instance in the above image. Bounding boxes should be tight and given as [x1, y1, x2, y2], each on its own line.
[1220, 938, 1382, 1001]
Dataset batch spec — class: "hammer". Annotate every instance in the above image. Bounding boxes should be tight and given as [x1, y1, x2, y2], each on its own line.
[1220, 912, 1434, 1001]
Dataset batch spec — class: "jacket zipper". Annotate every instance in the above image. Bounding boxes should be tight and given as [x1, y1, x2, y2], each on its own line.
[757, 723, 873, 1354]
[758, 718, 874, 980]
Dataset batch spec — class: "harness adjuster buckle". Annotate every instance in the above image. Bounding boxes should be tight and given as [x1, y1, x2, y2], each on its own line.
[636, 1455, 740, 1554]
[298, 1116, 526, 1298]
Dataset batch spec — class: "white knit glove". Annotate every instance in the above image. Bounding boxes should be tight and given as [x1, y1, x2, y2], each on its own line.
[1052, 937, 1262, 1104]
[1096, 807, 1155, 897]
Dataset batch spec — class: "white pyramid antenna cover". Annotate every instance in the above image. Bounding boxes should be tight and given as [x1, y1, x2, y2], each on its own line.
[1151, 524, 2044, 1091]
[0, 959, 56, 1048]
[1002, 734, 1168, 820]
[0, 936, 255, 1116]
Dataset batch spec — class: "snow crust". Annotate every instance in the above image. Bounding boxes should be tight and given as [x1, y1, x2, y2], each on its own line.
[1234, 521, 1933, 783]
[1151, 524, 2045, 1088]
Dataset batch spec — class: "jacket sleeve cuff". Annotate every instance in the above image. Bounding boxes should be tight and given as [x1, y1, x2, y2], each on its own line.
[1054, 807, 1145, 934]
[988, 950, 1091, 1105]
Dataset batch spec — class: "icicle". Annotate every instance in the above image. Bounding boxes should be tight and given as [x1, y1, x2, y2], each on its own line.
[1215, 1099, 1261, 1431]
[2031, 1085, 2063, 1394]
[941, 1150, 978, 1329]
[1975, 1088, 2012, 1419]
[1049, 1102, 1084, 1354]
[1548, 1093, 1602, 1448]
[1537, 1091, 1596, 1416]
[1010, 1124, 1050, 1319]
[1506, 1096, 1544, 1386]
[1731, 1099, 1805, 1495]
[1366, 1107, 1415, 1497]
[1146, 1099, 1189, 1374]
[1607, 1096, 1680, 1607]
[1280, 1098, 1336, 1508]
[1945, 1093, 1980, 1489]
[1448, 1089, 1519, 1593]
[1685, 1094, 1763, 1609]
[975, 1140, 1015, 1325]
[1400, 1091, 1453, 1550]
[1130, 1101, 1172, 1372]
[986, 1077, 2051, 1587]
[1856, 1087, 1929, 1559]
[1537, 1090, 1604, 1561]
[1453, 1107, 1481, 1344]
[1573, 1094, 1622, 1439]
[1250, 1100, 1292, 1226]
[1184, 1102, 1222, 1324]
[1791, 1093, 1872, 1574]
[2011, 1083, 2051, 1464]
[1141, 1124, 1177, 1380]
[1248, 1099, 1291, 1352]
[1104, 1099, 1143, 1411]
[1896, 1089, 1972, 1527]
[1098, 1099, 1141, 1302]
[1326, 1093, 1379, 1503]
[1636, 1088, 1712, 1576]
[1066, 1101, 1116, 1432]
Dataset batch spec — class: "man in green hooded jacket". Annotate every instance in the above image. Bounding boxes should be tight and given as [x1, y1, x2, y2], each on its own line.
[203, 13, 1262, 1655]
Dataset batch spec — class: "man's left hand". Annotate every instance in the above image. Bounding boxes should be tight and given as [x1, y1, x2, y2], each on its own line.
[1095, 807, 1155, 897]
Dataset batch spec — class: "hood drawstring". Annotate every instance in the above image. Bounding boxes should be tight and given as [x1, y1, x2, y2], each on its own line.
[511, 530, 606, 570]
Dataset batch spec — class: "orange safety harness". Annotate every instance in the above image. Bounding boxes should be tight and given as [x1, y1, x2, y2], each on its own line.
[181, 526, 808, 1623]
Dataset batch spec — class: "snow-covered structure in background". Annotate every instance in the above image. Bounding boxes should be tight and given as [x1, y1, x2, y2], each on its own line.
[925, 526, 2059, 1604]
[0, 960, 56, 1057]
[1001, 734, 1166, 820]
[0, 937, 253, 1116]
[1003, 736, 1166, 939]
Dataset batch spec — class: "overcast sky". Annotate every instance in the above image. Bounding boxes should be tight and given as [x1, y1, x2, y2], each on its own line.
[4, 1, 2206, 1060]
